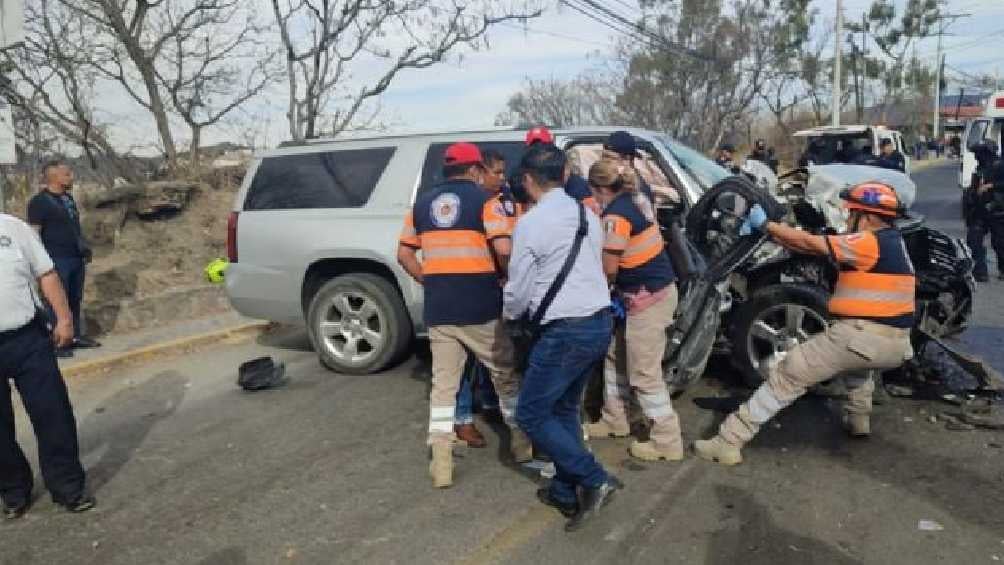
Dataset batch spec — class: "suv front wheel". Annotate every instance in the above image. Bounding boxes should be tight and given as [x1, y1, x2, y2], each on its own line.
[307, 273, 412, 374]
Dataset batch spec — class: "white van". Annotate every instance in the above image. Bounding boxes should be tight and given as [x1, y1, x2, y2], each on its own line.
[959, 90, 1004, 188]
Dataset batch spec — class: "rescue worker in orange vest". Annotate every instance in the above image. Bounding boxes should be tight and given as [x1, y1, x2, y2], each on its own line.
[397, 142, 532, 487]
[583, 158, 684, 462]
[695, 183, 915, 466]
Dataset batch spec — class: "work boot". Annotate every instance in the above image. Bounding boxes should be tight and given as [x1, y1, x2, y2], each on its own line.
[58, 494, 96, 514]
[693, 436, 743, 466]
[3, 499, 30, 521]
[429, 443, 453, 488]
[584, 419, 629, 440]
[565, 476, 623, 532]
[510, 429, 533, 463]
[454, 423, 487, 448]
[843, 413, 871, 438]
[628, 439, 684, 462]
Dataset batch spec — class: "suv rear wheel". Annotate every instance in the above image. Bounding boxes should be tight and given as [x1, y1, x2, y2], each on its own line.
[731, 284, 830, 387]
[307, 273, 412, 374]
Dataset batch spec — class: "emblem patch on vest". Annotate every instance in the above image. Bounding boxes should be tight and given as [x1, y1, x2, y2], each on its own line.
[430, 193, 461, 228]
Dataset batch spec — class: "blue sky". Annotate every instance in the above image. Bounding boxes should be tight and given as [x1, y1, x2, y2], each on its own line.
[93, 0, 1004, 151]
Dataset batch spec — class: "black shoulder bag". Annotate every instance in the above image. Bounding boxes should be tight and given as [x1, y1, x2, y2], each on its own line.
[510, 200, 588, 371]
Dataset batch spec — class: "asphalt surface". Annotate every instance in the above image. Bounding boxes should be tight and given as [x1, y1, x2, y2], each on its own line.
[6, 161, 1004, 564]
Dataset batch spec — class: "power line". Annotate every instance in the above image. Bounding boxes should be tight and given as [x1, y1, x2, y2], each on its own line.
[574, 0, 713, 61]
[497, 22, 610, 48]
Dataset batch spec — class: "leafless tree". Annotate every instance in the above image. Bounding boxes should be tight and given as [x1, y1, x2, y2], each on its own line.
[495, 73, 623, 128]
[57, 0, 280, 169]
[270, 0, 545, 142]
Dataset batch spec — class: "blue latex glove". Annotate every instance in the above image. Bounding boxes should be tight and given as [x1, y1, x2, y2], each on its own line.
[739, 203, 768, 236]
[610, 295, 627, 321]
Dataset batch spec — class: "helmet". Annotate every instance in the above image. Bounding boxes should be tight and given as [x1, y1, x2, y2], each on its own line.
[204, 257, 229, 284]
[524, 126, 554, 146]
[839, 182, 903, 218]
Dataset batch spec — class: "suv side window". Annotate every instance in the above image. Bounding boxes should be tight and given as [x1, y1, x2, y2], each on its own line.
[418, 142, 525, 193]
[244, 147, 396, 210]
[967, 120, 989, 149]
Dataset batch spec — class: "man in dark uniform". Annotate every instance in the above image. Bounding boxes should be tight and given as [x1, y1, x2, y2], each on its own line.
[875, 139, 906, 172]
[1, 212, 95, 519]
[965, 141, 1004, 282]
[28, 161, 101, 358]
[716, 143, 740, 173]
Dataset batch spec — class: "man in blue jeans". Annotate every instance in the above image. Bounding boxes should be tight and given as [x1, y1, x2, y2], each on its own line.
[505, 143, 619, 532]
[27, 161, 101, 358]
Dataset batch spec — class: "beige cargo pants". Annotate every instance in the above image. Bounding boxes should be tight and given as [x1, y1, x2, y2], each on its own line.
[427, 319, 520, 445]
[719, 319, 912, 447]
[600, 284, 682, 450]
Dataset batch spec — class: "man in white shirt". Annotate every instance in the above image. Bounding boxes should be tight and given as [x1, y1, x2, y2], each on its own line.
[504, 144, 619, 532]
[0, 213, 94, 519]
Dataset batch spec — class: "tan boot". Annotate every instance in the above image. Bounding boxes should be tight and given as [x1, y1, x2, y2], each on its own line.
[629, 440, 684, 462]
[693, 436, 743, 466]
[584, 419, 630, 440]
[510, 429, 533, 463]
[843, 413, 871, 438]
[429, 443, 453, 488]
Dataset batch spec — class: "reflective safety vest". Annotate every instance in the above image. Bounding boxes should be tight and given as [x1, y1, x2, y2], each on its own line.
[399, 179, 501, 327]
[482, 190, 522, 241]
[601, 192, 676, 293]
[826, 228, 916, 328]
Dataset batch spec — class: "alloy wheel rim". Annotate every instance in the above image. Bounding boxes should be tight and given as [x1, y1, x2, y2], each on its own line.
[318, 291, 384, 366]
[747, 303, 827, 378]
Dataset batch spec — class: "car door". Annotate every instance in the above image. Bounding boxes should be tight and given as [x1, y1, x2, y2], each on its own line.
[961, 119, 991, 188]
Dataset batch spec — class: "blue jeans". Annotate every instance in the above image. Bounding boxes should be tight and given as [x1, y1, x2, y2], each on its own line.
[51, 256, 86, 339]
[455, 357, 499, 425]
[516, 309, 612, 505]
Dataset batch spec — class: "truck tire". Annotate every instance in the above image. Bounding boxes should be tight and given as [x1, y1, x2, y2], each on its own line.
[730, 284, 830, 388]
[307, 273, 412, 375]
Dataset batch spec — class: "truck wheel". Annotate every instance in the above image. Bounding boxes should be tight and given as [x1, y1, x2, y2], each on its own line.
[307, 273, 412, 375]
[731, 284, 830, 387]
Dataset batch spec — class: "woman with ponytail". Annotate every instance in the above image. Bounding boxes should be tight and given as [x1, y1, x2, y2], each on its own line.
[584, 158, 684, 462]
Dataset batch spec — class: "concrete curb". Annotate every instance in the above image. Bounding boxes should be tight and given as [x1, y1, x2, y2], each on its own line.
[62, 321, 271, 379]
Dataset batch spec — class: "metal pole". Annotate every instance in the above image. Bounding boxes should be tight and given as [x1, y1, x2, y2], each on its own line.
[832, 0, 842, 126]
[933, 21, 944, 143]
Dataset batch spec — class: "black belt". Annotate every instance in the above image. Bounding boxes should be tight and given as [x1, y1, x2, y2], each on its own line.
[0, 315, 44, 343]
[545, 307, 612, 328]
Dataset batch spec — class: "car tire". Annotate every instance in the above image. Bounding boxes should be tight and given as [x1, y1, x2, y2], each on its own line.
[307, 273, 412, 375]
[730, 284, 830, 388]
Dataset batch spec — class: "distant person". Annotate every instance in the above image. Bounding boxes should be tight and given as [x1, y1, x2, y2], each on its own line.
[876, 139, 906, 172]
[799, 139, 825, 167]
[749, 139, 769, 164]
[1, 213, 96, 519]
[27, 161, 101, 358]
[715, 144, 740, 173]
[834, 141, 855, 164]
[950, 135, 962, 158]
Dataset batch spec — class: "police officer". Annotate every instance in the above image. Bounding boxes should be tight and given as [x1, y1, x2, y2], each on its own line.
[716, 143, 740, 173]
[965, 141, 1004, 282]
[695, 183, 914, 466]
[1, 213, 95, 519]
[397, 142, 530, 488]
[875, 138, 906, 172]
[749, 139, 769, 164]
[583, 158, 683, 462]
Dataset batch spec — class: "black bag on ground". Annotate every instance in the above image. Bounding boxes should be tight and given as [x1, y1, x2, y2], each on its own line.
[508, 200, 588, 372]
[238, 356, 287, 391]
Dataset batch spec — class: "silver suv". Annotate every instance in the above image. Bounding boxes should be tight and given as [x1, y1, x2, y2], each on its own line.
[225, 127, 727, 374]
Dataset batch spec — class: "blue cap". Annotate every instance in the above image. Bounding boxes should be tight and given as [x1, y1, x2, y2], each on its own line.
[604, 131, 639, 158]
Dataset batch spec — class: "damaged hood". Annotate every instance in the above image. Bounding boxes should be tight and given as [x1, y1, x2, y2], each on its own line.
[804, 164, 917, 230]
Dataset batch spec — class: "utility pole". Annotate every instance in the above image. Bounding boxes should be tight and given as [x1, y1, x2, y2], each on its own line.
[932, 10, 971, 142]
[832, 0, 842, 126]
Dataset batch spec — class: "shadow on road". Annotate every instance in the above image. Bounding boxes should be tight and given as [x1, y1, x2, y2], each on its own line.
[77, 370, 187, 493]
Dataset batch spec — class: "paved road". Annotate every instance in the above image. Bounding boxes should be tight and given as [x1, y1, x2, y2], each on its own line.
[7, 162, 1004, 564]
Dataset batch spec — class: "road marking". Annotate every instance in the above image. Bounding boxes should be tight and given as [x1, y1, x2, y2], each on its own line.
[455, 505, 559, 565]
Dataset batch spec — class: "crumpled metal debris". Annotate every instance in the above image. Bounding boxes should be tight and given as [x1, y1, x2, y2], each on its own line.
[905, 329, 1004, 396]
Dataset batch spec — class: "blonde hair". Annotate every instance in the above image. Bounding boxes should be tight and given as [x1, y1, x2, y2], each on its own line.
[588, 157, 654, 222]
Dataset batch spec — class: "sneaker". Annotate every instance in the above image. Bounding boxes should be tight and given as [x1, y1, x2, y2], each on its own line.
[58, 494, 96, 513]
[429, 443, 453, 489]
[693, 436, 743, 466]
[3, 499, 30, 521]
[628, 440, 684, 462]
[842, 413, 871, 438]
[72, 337, 102, 349]
[584, 419, 630, 440]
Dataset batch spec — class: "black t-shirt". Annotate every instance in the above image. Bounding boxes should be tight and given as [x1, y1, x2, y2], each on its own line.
[26, 190, 85, 259]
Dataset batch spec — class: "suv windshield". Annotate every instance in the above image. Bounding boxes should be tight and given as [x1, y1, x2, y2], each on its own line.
[658, 135, 729, 191]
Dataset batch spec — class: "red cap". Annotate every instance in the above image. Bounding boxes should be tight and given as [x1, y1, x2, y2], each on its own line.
[443, 142, 483, 166]
[525, 126, 554, 146]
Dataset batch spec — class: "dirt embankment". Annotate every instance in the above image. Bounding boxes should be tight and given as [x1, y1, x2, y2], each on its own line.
[7, 174, 241, 336]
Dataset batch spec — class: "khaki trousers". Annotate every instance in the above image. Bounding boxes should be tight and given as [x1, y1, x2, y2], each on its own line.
[428, 319, 519, 445]
[719, 319, 912, 447]
[600, 284, 682, 449]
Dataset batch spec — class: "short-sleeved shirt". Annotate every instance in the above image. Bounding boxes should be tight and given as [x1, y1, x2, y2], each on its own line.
[482, 190, 521, 241]
[601, 192, 676, 293]
[826, 228, 915, 328]
[27, 190, 85, 259]
[0, 213, 55, 331]
[399, 179, 502, 327]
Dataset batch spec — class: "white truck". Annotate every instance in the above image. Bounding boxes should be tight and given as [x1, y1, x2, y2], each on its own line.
[959, 90, 1004, 188]
[794, 125, 911, 174]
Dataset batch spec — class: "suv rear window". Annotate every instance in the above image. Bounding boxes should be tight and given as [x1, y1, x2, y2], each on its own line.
[419, 142, 524, 192]
[244, 147, 395, 210]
